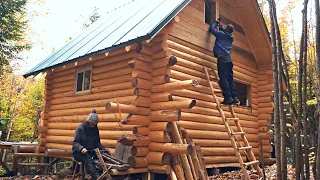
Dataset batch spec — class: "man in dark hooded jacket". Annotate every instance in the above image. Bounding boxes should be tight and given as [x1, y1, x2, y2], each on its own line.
[209, 19, 239, 105]
[72, 109, 110, 180]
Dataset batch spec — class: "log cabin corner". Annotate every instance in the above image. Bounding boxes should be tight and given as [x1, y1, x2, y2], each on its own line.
[23, 0, 274, 177]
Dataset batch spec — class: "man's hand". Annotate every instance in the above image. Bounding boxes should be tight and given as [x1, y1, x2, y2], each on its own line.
[81, 148, 87, 154]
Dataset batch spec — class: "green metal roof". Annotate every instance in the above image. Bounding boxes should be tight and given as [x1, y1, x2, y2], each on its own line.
[24, 0, 191, 77]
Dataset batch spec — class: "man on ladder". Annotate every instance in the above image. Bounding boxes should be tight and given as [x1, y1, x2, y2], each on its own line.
[209, 18, 239, 105]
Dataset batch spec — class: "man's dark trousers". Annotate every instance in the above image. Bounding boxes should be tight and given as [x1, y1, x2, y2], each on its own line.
[217, 55, 237, 100]
[73, 151, 100, 180]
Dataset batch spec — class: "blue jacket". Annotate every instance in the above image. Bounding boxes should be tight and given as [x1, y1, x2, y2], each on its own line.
[209, 21, 234, 57]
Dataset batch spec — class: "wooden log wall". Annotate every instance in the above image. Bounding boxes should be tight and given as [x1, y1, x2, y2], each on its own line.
[164, 0, 272, 168]
[257, 65, 273, 159]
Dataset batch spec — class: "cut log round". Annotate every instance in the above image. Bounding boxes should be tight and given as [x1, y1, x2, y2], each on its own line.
[151, 75, 171, 85]
[150, 100, 196, 110]
[149, 110, 181, 122]
[148, 142, 193, 155]
[151, 79, 199, 93]
[147, 152, 172, 165]
[105, 102, 150, 116]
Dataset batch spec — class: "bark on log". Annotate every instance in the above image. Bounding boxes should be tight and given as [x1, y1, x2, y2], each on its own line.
[105, 102, 150, 115]
[146, 152, 172, 165]
[150, 92, 173, 102]
[148, 131, 171, 143]
[148, 142, 192, 155]
[148, 122, 172, 132]
[122, 114, 151, 126]
[131, 78, 152, 89]
[151, 56, 177, 68]
[149, 110, 181, 122]
[151, 79, 199, 93]
[150, 100, 196, 110]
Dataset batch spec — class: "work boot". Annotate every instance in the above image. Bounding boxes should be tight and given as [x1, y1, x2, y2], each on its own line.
[232, 97, 240, 105]
[85, 161, 100, 180]
[221, 97, 233, 105]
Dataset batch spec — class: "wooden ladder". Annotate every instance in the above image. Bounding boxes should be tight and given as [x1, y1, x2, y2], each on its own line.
[203, 67, 263, 180]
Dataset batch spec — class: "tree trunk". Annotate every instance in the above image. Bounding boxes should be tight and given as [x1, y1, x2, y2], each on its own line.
[268, 1, 281, 179]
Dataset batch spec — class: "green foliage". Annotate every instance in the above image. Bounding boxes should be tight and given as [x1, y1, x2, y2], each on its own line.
[0, 0, 31, 74]
[81, 6, 101, 29]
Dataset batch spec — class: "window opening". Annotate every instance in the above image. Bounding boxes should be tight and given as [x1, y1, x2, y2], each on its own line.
[234, 82, 251, 107]
[205, 0, 216, 25]
[76, 67, 92, 93]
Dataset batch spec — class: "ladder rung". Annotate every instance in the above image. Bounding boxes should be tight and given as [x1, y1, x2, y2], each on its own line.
[243, 160, 259, 166]
[231, 132, 246, 135]
[225, 118, 239, 121]
[237, 146, 252, 150]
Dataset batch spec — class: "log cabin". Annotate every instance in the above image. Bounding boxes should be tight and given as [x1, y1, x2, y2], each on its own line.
[24, 0, 274, 177]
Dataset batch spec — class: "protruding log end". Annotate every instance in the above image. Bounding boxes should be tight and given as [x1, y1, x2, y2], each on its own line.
[166, 122, 173, 132]
[162, 152, 172, 165]
[131, 78, 138, 88]
[189, 100, 197, 109]
[127, 156, 136, 168]
[168, 95, 173, 101]
[136, 43, 142, 53]
[122, 114, 132, 125]
[164, 74, 170, 83]
[105, 102, 112, 112]
[128, 60, 135, 69]
[191, 79, 199, 87]
[134, 89, 139, 96]
[168, 56, 178, 66]
[177, 109, 181, 120]
[186, 144, 193, 155]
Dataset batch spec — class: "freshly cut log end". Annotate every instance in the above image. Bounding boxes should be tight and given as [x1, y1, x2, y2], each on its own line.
[189, 100, 196, 109]
[168, 56, 178, 66]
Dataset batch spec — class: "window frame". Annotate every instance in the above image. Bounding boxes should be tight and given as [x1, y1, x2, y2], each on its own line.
[75, 66, 92, 95]
[204, 0, 216, 25]
[234, 80, 252, 108]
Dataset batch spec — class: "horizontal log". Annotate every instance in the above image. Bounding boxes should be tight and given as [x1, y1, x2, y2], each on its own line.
[152, 40, 169, 53]
[201, 147, 260, 156]
[93, 59, 131, 74]
[169, 70, 219, 88]
[52, 74, 74, 84]
[149, 131, 171, 143]
[186, 129, 259, 141]
[51, 91, 74, 99]
[110, 168, 148, 176]
[204, 156, 246, 164]
[128, 60, 153, 73]
[151, 75, 171, 85]
[134, 88, 152, 97]
[99, 131, 133, 140]
[170, 89, 216, 103]
[147, 152, 171, 165]
[133, 127, 149, 136]
[51, 86, 73, 94]
[152, 50, 172, 60]
[100, 139, 117, 148]
[53, 68, 75, 78]
[151, 79, 199, 93]
[148, 164, 172, 174]
[136, 44, 152, 55]
[45, 143, 72, 151]
[193, 139, 259, 147]
[149, 110, 181, 122]
[93, 67, 132, 81]
[131, 78, 152, 89]
[148, 122, 172, 132]
[91, 74, 132, 87]
[48, 122, 137, 131]
[50, 96, 136, 110]
[150, 100, 196, 110]
[132, 70, 152, 80]
[51, 89, 135, 105]
[105, 102, 150, 116]
[133, 96, 152, 107]
[51, 80, 74, 89]
[45, 149, 72, 157]
[134, 53, 152, 63]
[151, 56, 177, 68]
[49, 113, 128, 123]
[123, 114, 151, 126]
[91, 81, 132, 93]
[152, 67, 171, 76]
[93, 51, 136, 67]
[150, 92, 173, 102]
[148, 142, 192, 155]
[48, 107, 106, 117]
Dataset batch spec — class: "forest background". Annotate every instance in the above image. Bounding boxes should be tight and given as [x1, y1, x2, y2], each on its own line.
[0, 0, 319, 179]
